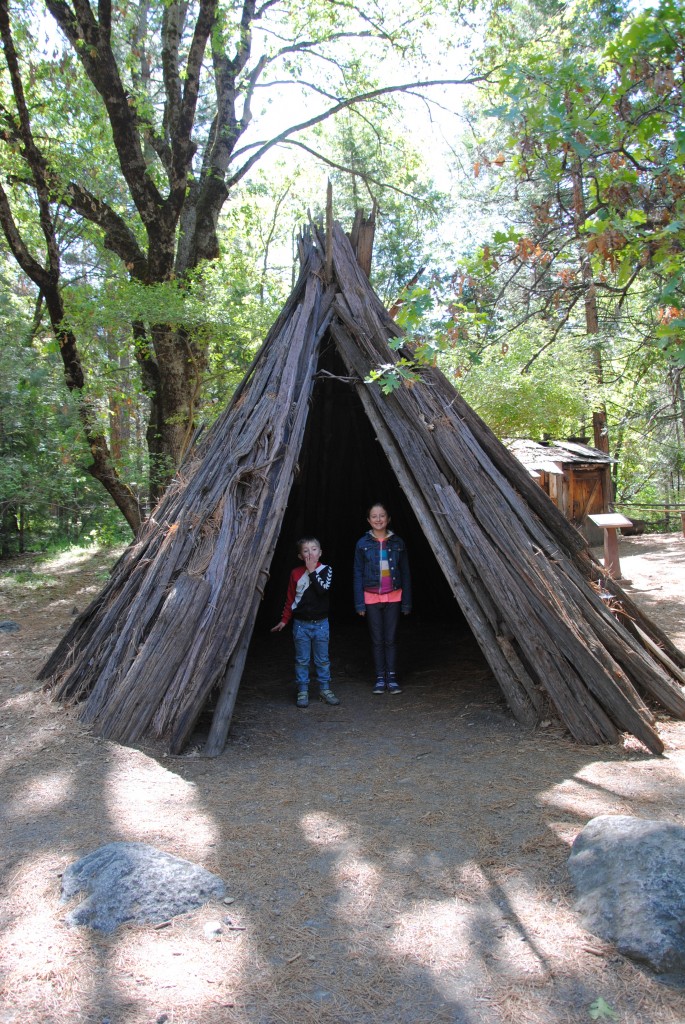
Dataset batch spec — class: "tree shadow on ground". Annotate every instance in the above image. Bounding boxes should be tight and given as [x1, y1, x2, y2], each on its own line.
[2, 558, 685, 1023]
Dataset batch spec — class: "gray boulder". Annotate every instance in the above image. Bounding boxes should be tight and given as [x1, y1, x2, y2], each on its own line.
[61, 841, 226, 933]
[568, 815, 685, 975]
[0, 621, 20, 632]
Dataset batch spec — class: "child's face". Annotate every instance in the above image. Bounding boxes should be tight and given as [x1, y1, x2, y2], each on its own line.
[299, 541, 322, 562]
[367, 506, 389, 532]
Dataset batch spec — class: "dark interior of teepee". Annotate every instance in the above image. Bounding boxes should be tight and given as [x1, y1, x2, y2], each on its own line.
[237, 338, 480, 740]
[258, 337, 461, 631]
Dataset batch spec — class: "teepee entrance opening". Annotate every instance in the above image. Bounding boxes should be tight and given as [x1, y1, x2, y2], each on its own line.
[258, 336, 466, 626]
[247, 335, 492, 706]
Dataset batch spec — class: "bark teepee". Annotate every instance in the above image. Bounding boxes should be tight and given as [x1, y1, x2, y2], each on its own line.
[41, 212, 685, 755]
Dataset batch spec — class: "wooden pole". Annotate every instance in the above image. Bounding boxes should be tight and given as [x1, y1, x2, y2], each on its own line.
[604, 526, 621, 580]
[325, 180, 333, 283]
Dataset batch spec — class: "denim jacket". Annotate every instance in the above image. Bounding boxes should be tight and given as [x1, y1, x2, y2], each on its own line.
[353, 531, 412, 614]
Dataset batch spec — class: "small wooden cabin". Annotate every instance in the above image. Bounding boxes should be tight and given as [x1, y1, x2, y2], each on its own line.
[506, 439, 614, 545]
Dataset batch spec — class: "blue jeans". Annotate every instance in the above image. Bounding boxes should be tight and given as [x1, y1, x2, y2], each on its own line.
[365, 601, 401, 678]
[292, 618, 331, 689]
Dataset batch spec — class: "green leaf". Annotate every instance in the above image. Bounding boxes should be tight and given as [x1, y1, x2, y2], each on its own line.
[616, 259, 634, 287]
[589, 997, 618, 1020]
[570, 137, 592, 158]
[675, 130, 685, 159]
[661, 275, 682, 298]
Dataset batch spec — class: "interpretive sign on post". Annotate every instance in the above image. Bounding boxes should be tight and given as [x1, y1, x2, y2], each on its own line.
[588, 513, 634, 580]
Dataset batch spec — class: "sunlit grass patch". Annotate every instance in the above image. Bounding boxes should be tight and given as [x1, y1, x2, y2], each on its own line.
[0, 568, 60, 591]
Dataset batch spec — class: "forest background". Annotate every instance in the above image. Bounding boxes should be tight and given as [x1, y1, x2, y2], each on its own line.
[1, 0, 683, 553]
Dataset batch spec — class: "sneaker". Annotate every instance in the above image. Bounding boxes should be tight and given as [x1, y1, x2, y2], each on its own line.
[386, 676, 402, 694]
[296, 688, 309, 708]
[372, 678, 386, 694]
[319, 689, 340, 706]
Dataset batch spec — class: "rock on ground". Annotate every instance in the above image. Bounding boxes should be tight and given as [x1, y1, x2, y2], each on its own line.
[568, 814, 685, 976]
[61, 841, 225, 933]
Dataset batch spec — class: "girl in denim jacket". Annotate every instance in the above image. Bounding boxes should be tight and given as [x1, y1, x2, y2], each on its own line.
[353, 504, 411, 693]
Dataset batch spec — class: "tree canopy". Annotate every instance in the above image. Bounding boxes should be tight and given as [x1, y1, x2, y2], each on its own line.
[0, 0, 481, 530]
[1, 0, 683, 547]
[410, 0, 685, 523]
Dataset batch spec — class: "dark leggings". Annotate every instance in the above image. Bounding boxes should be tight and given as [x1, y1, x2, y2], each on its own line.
[365, 601, 401, 678]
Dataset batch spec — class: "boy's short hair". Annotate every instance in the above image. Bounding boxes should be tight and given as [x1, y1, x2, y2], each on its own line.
[297, 536, 321, 554]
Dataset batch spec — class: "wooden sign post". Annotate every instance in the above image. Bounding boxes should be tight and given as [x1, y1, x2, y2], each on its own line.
[588, 513, 634, 580]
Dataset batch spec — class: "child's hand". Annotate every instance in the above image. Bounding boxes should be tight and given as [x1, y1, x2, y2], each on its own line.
[271, 621, 286, 632]
[304, 553, 318, 572]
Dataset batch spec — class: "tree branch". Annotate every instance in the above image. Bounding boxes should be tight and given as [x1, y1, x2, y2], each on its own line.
[173, 0, 217, 176]
[520, 292, 584, 373]
[161, 0, 185, 142]
[46, 0, 164, 228]
[0, 3, 60, 276]
[0, 190, 142, 532]
[281, 139, 434, 203]
[226, 73, 493, 187]
[0, 185, 53, 292]
[98, 0, 112, 38]
[258, 29, 375, 55]
[61, 182, 148, 279]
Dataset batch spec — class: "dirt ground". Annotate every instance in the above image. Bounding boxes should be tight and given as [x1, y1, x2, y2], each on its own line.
[1, 533, 684, 1024]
